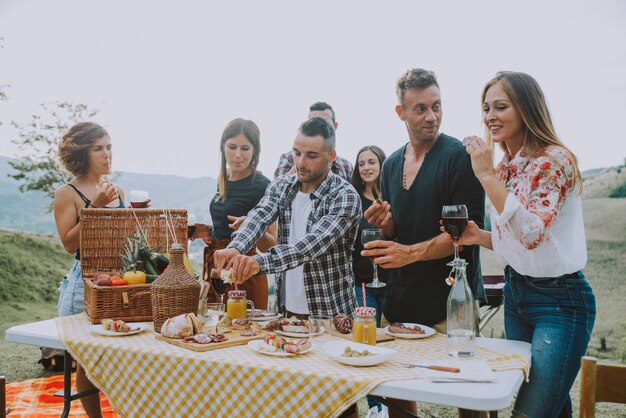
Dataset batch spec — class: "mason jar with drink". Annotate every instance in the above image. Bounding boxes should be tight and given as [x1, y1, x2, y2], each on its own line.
[226, 290, 254, 320]
[352, 306, 377, 345]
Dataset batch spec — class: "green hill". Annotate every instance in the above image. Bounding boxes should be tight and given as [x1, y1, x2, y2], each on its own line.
[0, 229, 73, 303]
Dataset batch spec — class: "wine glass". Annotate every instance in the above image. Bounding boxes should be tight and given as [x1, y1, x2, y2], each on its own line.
[361, 228, 386, 288]
[209, 268, 230, 304]
[441, 204, 468, 262]
[129, 190, 150, 208]
[205, 302, 225, 331]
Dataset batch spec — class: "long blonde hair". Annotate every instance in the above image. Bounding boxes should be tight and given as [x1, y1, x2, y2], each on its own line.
[482, 71, 582, 193]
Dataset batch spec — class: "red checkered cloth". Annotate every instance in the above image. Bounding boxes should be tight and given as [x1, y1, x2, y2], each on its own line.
[5, 373, 118, 417]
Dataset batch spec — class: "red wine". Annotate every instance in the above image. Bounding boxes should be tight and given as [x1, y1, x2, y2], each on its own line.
[210, 277, 229, 296]
[443, 217, 468, 241]
[130, 201, 149, 208]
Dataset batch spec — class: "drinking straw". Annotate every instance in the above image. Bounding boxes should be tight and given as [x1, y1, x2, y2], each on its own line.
[362, 282, 367, 307]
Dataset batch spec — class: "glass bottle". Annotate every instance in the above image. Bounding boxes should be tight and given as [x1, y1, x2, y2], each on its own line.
[352, 307, 377, 346]
[446, 258, 476, 357]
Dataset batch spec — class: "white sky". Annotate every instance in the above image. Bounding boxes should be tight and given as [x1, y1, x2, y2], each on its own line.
[1, 0, 625, 179]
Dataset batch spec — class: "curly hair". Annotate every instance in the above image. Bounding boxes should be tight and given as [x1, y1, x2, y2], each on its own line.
[58, 122, 109, 177]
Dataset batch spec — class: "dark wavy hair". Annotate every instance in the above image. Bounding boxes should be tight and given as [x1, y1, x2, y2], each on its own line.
[216, 118, 261, 202]
[57, 122, 109, 177]
[351, 145, 386, 195]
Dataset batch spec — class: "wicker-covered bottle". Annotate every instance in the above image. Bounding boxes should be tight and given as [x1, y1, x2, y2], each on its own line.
[151, 243, 200, 332]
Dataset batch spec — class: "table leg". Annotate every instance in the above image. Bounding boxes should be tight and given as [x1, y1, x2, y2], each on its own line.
[58, 351, 99, 418]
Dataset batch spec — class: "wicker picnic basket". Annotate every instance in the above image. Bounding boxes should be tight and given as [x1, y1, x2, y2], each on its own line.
[151, 244, 200, 332]
[79, 208, 188, 324]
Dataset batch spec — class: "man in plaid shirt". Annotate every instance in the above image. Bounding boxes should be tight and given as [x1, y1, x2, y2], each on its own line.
[214, 117, 360, 317]
[274, 102, 353, 182]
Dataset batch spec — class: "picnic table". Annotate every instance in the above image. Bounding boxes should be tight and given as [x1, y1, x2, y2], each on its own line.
[6, 315, 530, 417]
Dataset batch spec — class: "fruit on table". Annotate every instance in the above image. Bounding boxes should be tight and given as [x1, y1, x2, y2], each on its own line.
[123, 270, 147, 285]
[110, 276, 129, 286]
[95, 277, 112, 286]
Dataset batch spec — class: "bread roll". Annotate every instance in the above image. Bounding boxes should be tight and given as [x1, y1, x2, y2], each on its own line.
[161, 314, 193, 338]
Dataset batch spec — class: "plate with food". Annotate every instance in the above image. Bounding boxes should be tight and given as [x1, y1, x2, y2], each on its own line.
[323, 340, 395, 367]
[264, 317, 311, 336]
[247, 309, 282, 322]
[383, 322, 436, 339]
[90, 320, 150, 337]
[248, 334, 313, 357]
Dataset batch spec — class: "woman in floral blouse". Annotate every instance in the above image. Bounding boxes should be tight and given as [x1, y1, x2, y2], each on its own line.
[450, 72, 595, 418]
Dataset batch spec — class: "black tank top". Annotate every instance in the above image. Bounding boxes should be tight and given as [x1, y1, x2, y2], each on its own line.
[67, 183, 125, 259]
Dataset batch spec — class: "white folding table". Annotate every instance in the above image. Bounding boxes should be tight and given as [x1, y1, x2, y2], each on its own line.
[6, 319, 530, 417]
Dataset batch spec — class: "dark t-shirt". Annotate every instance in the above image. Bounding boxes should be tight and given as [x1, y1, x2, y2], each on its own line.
[210, 172, 271, 240]
[352, 193, 390, 285]
[380, 133, 485, 326]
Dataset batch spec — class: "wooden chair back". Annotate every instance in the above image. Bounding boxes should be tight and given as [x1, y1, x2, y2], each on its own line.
[1, 375, 6, 418]
[580, 356, 626, 417]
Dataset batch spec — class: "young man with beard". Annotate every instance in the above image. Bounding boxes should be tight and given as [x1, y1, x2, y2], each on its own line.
[214, 116, 360, 320]
[363, 68, 485, 417]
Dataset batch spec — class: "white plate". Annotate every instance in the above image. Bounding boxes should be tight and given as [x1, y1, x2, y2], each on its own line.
[383, 323, 436, 339]
[275, 327, 324, 338]
[247, 339, 313, 357]
[247, 310, 282, 322]
[89, 322, 150, 337]
[324, 340, 395, 367]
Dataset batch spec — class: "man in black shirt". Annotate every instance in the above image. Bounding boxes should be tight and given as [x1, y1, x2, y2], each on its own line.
[363, 68, 485, 328]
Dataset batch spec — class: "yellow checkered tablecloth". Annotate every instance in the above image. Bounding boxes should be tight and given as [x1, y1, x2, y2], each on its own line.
[56, 314, 528, 418]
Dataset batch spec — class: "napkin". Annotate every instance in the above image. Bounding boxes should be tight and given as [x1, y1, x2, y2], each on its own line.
[414, 359, 497, 383]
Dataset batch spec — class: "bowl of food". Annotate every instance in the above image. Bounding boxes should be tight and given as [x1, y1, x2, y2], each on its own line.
[323, 340, 395, 367]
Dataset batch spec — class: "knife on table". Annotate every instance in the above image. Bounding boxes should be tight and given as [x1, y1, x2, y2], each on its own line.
[403, 363, 461, 373]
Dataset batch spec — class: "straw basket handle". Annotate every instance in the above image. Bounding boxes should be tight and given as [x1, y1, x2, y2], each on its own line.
[122, 291, 151, 309]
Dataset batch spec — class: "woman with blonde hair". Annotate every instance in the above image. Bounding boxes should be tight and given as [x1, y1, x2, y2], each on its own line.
[54, 122, 125, 417]
[449, 72, 595, 417]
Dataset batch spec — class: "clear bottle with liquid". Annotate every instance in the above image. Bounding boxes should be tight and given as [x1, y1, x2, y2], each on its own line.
[446, 258, 476, 357]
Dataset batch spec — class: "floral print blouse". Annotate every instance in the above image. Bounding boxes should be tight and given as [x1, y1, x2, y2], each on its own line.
[490, 146, 587, 277]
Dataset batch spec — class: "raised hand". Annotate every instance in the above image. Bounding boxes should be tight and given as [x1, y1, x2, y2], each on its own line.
[363, 200, 393, 229]
[92, 180, 118, 207]
[227, 215, 246, 231]
[463, 136, 494, 181]
[213, 248, 241, 276]
[230, 254, 261, 284]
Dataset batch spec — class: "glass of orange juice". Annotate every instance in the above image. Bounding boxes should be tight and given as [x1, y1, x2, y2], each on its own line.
[352, 307, 377, 345]
[226, 290, 254, 320]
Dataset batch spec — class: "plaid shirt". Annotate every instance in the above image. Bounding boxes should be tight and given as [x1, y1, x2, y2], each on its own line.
[228, 172, 361, 317]
[274, 151, 354, 183]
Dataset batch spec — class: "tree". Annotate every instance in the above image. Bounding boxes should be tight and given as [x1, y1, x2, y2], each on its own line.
[8, 102, 99, 210]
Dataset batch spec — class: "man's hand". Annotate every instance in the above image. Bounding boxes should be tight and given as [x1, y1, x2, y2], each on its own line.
[361, 240, 413, 269]
[363, 200, 393, 229]
[213, 248, 241, 275]
[230, 254, 261, 284]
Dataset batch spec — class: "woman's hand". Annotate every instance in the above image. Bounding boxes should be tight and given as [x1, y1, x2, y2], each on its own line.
[91, 181, 118, 207]
[227, 215, 246, 231]
[191, 223, 212, 240]
[439, 219, 482, 246]
[463, 136, 495, 182]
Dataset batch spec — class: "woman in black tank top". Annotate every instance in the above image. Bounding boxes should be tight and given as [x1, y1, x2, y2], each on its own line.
[54, 122, 125, 418]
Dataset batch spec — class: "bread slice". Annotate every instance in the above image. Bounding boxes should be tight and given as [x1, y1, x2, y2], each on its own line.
[187, 313, 203, 334]
[161, 314, 193, 338]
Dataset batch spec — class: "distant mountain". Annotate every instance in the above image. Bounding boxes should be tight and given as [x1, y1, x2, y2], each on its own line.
[0, 155, 217, 235]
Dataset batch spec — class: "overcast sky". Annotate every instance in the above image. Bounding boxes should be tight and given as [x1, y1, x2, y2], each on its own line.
[1, 0, 625, 180]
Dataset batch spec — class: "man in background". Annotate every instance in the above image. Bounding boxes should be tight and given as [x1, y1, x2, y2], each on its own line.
[274, 101, 353, 182]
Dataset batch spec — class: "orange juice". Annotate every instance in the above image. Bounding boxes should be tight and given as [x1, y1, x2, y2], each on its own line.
[227, 299, 247, 319]
[352, 318, 377, 345]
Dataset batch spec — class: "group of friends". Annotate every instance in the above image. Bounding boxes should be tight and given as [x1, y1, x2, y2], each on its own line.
[53, 68, 595, 418]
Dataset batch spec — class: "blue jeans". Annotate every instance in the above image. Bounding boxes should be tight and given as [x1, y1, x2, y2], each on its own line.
[355, 283, 386, 327]
[58, 259, 84, 317]
[504, 266, 595, 418]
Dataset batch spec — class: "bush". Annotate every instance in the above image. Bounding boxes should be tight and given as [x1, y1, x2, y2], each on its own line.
[609, 181, 626, 198]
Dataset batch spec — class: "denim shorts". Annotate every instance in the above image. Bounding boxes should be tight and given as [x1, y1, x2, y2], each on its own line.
[58, 259, 85, 317]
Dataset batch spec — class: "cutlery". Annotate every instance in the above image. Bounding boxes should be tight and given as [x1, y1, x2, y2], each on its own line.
[403, 363, 460, 373]
[371, 187, 382, 204]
